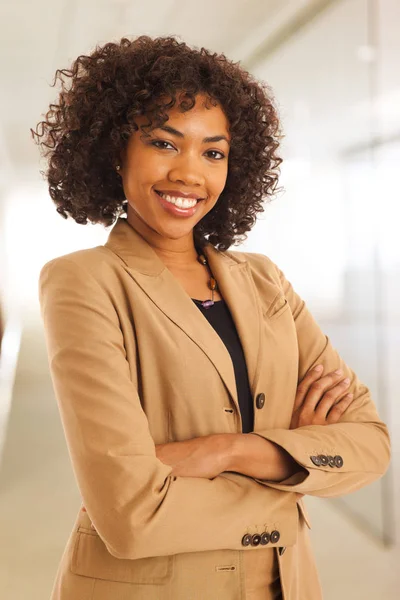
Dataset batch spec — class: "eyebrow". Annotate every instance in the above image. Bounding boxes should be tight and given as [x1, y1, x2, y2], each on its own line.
[156, 125, 230, 145]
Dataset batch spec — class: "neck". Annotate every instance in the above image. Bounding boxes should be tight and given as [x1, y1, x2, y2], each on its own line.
[126, 205, 200, 269]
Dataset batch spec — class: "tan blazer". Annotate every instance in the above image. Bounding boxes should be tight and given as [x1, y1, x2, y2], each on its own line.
[39, 217, 390, 599]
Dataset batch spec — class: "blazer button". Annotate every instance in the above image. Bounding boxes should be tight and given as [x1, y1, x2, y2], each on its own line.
[260, 532, 270, 545]
[242, 534, 252, 547]
[334, 455, 344, 468]
[256, 393, 265, 409]
[327, 455, 336, 468]
[251, 534, 261, 547]
[270, 530, 280, 544]
[319, 455, 329, 466]
[310, 455, 322, 467]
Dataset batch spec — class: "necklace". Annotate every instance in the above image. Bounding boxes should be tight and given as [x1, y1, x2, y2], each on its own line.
[196, 251, 218, 309]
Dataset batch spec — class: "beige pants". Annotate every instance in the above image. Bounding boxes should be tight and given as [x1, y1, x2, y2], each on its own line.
[243, 547, 282, 599]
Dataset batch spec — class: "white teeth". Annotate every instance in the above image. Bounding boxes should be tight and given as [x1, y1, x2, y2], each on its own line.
[158, 192, 198, 209]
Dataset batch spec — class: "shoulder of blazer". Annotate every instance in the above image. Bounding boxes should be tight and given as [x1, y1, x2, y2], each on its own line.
[224, 249, 282, 287]
[40, 245, 124, 283]
[41, 244, 282, 294]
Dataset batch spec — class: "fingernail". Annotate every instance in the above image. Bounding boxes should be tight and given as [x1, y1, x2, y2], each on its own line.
[314, 365, 323, 372]
[343, 378, 350, 384]
[334, 369, 343, 375]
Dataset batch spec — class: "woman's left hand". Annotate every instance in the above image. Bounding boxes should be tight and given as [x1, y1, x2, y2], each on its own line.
[155, 434, 229, 479]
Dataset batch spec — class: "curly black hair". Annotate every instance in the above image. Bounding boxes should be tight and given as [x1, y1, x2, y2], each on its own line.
[32, 35, 282, 250]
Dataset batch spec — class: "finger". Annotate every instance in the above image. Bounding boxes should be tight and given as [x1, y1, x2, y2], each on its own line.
[315, 378, 351, 419]
[300, 370, 347, 414]
[294, 365, 324, 411]
[326, 393, 354, 424]
[295, 368, 346, 412]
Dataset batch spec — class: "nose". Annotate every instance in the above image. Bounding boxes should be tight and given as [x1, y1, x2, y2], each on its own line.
[168, 154, 206, 188]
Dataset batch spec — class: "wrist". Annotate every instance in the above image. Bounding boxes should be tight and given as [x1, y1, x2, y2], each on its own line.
[221, 433, 302, 481]
[215, 433, 243, 473]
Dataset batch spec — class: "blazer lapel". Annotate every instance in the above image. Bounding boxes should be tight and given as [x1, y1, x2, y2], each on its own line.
[105, 218, 267, 412]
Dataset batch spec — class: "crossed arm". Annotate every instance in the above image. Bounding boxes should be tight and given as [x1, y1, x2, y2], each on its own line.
[155, 366, 353, 482]
[155, 432, 300, 481]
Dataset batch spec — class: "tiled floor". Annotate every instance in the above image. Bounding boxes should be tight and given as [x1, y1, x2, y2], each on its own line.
[0, 319, 399, 599]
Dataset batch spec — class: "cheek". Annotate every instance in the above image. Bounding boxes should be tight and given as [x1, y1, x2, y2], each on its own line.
[124, 155, 166, 194]
[211, 166, 228, 196]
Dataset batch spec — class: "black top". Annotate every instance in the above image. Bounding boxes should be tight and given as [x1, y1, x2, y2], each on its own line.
[192, 298, 254, 433]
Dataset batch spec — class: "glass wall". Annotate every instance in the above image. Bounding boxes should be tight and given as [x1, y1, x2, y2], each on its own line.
[243, 0, 399, 545]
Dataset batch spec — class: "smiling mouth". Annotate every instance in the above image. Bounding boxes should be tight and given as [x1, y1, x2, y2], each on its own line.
[155, 190, 204, 209]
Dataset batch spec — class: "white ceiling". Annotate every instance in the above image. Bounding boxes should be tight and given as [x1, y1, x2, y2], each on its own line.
[0, 0, 320, 177]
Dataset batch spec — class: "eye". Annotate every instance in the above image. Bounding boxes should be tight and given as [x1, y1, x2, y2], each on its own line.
[151, 140, 175, 150]
[206, 150, 226, 160]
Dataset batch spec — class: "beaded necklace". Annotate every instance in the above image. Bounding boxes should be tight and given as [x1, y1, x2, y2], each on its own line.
[196, 252, 218, 309]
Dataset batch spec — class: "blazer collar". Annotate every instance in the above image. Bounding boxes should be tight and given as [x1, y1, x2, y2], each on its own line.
[105, 217, 265, 412]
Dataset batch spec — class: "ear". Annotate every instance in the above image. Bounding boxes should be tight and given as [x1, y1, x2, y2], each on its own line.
[117, 145, 129, 175]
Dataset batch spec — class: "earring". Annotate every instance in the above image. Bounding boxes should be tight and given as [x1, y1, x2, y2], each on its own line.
[116, 165, 121, 172]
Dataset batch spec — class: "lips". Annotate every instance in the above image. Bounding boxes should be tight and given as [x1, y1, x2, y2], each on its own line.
[153, 189, 202, 217]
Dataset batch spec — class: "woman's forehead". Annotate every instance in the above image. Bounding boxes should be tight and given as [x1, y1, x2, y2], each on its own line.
[135, 94, 230, 136]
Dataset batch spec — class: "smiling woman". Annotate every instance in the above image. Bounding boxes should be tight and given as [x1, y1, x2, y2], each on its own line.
[119, 94, 230, 243]
[31, 35, 282, 252]
[31, 35, 390, 600]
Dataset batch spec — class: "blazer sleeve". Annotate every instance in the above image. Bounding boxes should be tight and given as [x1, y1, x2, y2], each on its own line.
[248, 259, 391, 497]
[39, 256, 298, 561]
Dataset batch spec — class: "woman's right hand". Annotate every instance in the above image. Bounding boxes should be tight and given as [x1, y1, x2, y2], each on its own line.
[290, 365, 354, 429]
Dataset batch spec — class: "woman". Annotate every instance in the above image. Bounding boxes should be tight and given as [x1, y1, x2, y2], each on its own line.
[33, 36, 390, 600]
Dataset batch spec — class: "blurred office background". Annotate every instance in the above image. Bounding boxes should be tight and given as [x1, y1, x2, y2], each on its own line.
[1, 0, 399, 598]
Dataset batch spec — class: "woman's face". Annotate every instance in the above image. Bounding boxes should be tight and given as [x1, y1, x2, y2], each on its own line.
[120, 93, 230, 243]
